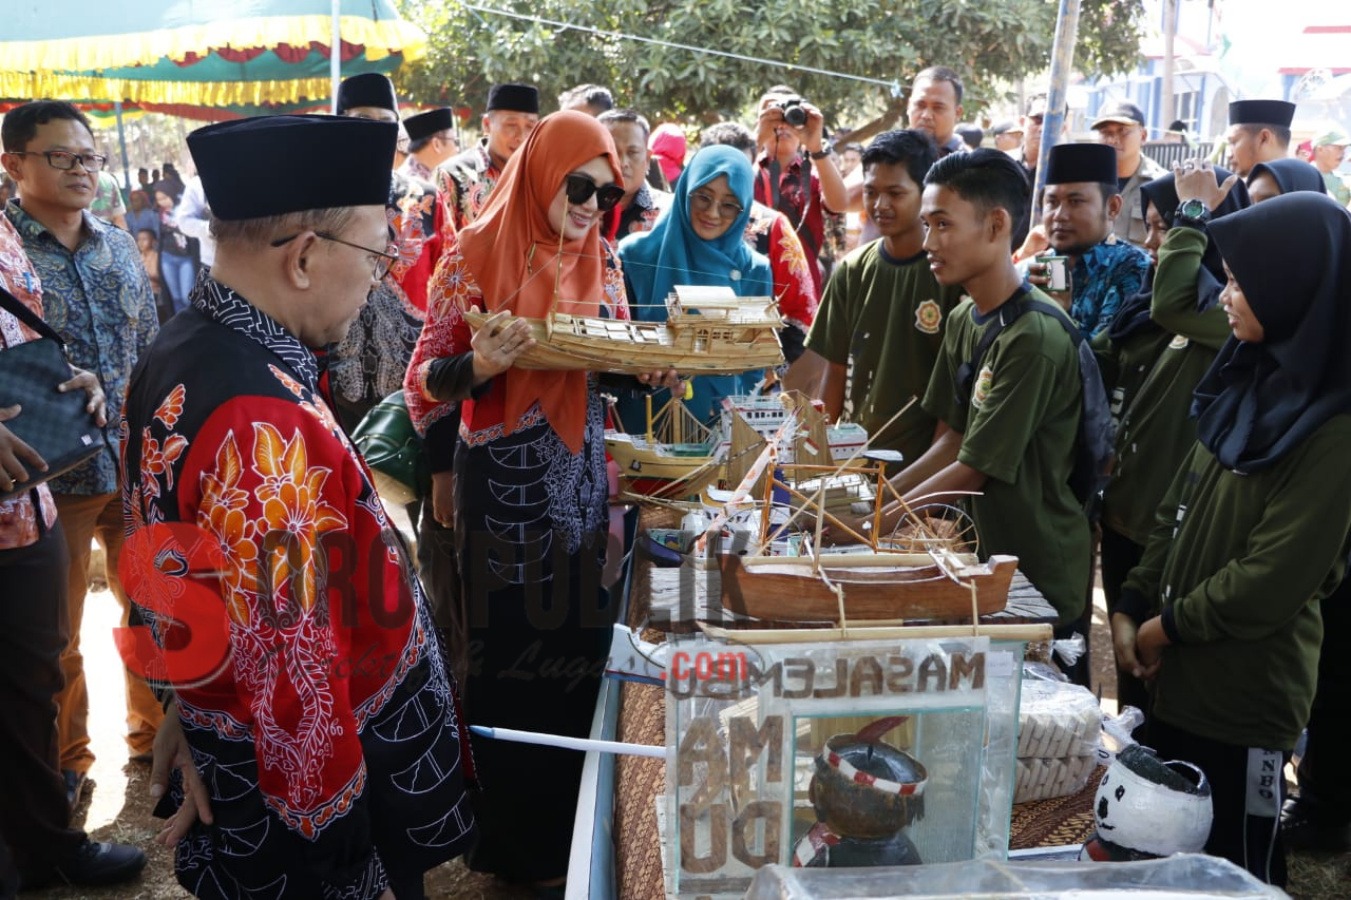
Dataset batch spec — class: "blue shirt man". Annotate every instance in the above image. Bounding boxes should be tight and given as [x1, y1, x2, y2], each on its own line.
[1035, 142, 1150, 337]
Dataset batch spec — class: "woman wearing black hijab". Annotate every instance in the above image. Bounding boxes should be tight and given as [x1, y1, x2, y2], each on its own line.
[1112, 193, 1351, 886]
[1247, 157, 1328, 205]
[1097, 161, 1249, 728]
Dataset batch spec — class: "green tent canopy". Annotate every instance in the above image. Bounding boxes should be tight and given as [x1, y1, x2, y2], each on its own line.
[0, 0, 423, 106]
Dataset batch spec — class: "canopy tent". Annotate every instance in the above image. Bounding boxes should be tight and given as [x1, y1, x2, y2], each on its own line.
[0, 0, 425, 107]
[0, 0, 425, 187]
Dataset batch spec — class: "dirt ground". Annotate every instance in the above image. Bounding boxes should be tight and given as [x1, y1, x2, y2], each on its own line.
[28, 571, 1351, 899]
[29, 578, 532, 900]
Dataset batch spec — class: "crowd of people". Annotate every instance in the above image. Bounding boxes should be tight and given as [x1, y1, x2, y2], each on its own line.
[0, 62, 1348, 900]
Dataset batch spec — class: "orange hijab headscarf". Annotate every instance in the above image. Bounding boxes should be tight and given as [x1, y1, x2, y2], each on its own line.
[457, 111, 622, 454]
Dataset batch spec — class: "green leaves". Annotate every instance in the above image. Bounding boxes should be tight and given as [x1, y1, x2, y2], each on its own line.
[396, 0, 1143, 123]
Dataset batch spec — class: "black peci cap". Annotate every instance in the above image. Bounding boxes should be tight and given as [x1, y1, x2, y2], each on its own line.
[336, 72, 398, 115]
[188, 115, 395, 221]
[1044, 142, 1119, 184]
[1228, 100, 1296, 128]
[485, 83, 540, 114]
[403, 107, 455, 141]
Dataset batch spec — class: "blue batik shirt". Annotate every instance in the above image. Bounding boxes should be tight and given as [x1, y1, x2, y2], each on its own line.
[1068, 235, 1151, 338]
[5, 201, 159, 495]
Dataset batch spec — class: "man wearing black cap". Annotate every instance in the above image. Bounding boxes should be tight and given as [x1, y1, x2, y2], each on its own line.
[1032, 143, 1150, 337]
[330, 73, 445, 431]
[399, 107, 458, 182]
[1225, 99, 1296, 178]
[120, 115, 474, 900]
[1092, 101, 1167, 246]
[435, 82, 540, 233]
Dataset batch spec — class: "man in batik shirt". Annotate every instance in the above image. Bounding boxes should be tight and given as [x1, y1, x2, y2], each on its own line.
[2, 100, 160, 802]
[435, 83, 539, 234]
[398, 108, 458, 183]
[120, 114, 474, 900]
[1030, 143, 1150, 338]
[598, 109, 671, 241]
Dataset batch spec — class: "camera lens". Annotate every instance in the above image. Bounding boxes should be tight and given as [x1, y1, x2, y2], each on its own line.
[784, 105, 808, 128]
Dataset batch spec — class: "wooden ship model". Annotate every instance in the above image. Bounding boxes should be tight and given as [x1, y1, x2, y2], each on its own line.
[606, 392, 870, 500]
[695, 422, 1018, 624]
[463, 284, 784, 375]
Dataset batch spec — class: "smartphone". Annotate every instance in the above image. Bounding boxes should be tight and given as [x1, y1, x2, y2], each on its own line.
[1042, 255, 1070, 292]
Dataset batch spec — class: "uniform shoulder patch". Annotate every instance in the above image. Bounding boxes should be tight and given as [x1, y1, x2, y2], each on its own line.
[915, 298, 943, 334]
[972, 363, 994, 410]
[1168, 334, 1190, 350]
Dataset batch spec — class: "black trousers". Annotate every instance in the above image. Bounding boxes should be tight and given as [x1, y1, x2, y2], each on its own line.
[1099, 526, 1152, 736]
[1150, 717, 1289, 887]
[0, 523, 86, 884]
[1293, 573, 1351, 824]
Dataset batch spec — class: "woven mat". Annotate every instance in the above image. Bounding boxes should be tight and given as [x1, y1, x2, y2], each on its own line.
[614, 680, 667, 900]
[1008, 765, 1104, 850]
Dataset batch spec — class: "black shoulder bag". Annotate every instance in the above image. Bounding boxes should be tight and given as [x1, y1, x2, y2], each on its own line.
[0, 285, 105, 500]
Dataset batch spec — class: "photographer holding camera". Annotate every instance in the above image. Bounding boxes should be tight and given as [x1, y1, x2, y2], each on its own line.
[754, 86, 848, 294]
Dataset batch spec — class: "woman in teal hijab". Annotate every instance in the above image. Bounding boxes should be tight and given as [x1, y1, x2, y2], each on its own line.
[617, 145, 774, 429]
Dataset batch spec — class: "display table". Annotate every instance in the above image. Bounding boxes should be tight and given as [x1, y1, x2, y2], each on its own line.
[574, 507, 1082, 900]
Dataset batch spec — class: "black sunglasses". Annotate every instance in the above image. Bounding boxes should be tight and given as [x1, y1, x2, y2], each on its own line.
[564, 173, 626, 212]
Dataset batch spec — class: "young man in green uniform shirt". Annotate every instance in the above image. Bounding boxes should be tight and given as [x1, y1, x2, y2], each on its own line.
[1113, 193, 1351, 886]
[796, 130, 964, 464]
[859, 149, 1090, 649]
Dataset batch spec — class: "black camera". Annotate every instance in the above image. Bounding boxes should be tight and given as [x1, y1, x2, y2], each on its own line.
[774, 96, 809, 128]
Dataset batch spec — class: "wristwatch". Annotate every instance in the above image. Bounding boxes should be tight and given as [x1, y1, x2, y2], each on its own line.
[1175, 198, 1211, 227]
[809, 146, 832, 161]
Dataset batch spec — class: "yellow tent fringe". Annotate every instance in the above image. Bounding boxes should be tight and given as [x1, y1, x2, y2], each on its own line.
[0, 15, 426, 73]
[0, 71, 378, 106]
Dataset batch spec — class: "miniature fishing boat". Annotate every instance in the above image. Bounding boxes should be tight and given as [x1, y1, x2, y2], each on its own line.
[718, 552, 1019, 622]
[463, 284, 784, 375]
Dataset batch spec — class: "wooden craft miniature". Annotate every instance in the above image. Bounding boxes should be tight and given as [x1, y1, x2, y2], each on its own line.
[696, 426, 1019, 623]
[463, 284, 784, 375]
[606, 392, 868, 500]
[718, 552, 1018, 622]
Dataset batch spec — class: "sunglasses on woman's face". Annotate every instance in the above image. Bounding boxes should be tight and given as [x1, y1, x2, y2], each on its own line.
[564, 173, 626, 212]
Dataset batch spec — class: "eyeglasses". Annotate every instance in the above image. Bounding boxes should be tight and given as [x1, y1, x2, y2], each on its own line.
[690, 190, 744, 220]
[8, 150, 109, 172]
[270, 231, 400, 280]
[564, 173, 626, 212]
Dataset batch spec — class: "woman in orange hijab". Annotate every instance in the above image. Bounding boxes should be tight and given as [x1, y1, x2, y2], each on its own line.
[405, 111, 674, 886]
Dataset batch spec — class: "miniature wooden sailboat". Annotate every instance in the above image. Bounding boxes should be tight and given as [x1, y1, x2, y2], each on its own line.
[697, 416, 1019, 623]
[718, 552, 1019, 622]
[606, 392, 870, 500]
[463, 284, 785, 375]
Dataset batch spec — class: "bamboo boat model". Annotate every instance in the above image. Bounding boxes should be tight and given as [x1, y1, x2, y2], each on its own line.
[695, 411, 1018, 624]
[463, 284, 785, 375]
[606, 391, 869, 501]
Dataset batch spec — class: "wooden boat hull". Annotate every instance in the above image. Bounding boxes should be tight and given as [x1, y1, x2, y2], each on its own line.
[464, 311, 783, 374]
[718, 553, 1019, 622]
